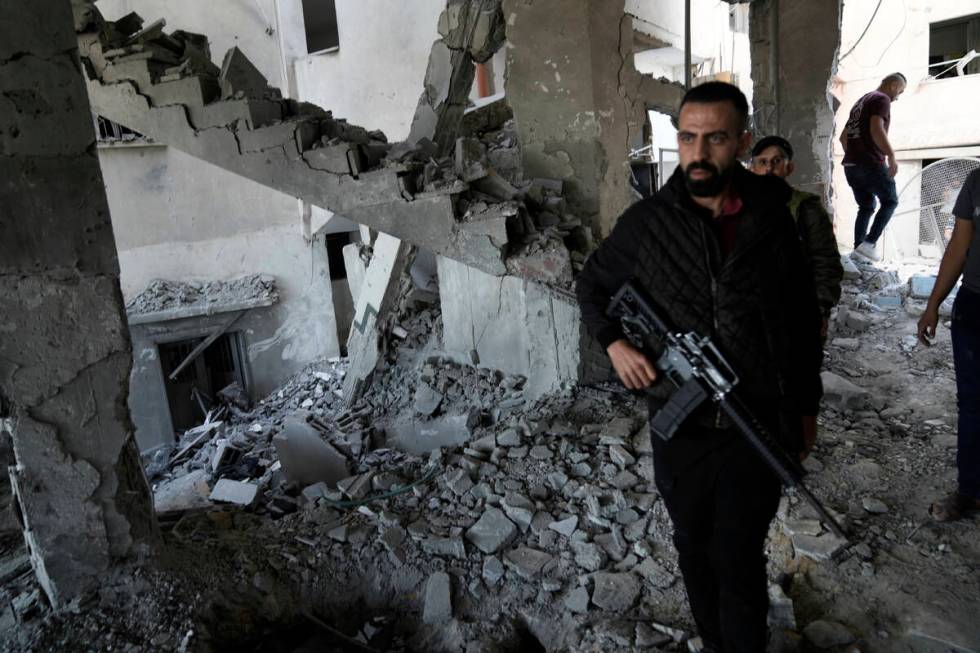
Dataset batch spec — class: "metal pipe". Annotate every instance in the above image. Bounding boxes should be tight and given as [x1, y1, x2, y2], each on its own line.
[685, 0, 692, 88]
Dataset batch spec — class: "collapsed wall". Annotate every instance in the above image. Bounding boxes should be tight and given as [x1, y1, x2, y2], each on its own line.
[0, 0, 157, 608]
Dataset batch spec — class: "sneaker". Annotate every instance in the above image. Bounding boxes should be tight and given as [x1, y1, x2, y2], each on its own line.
[853, 240, 881, 262]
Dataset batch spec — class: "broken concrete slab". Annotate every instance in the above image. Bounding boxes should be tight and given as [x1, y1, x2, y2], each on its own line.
[218, 46, 272, 100]
[273, 414, 350, 487]
[414, 383, 444, 416]
[791, 533, 847, 561]
[564, 586, 590, 613]
[342, 234, 412, 404]
[422, 571, 452, 624]
[153, 469, 211, 513]
[503, 547, 553, 580]
[465, 507, 517, 554]
[634, 557, 675, 589]
[591, 572, 640, 611]
[209, 479, 258, 506]
[387, 414, 472, 454]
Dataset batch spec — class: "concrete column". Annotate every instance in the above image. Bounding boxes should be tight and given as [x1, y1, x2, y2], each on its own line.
[750, 0, 844, 202]
[0, 0, 157, 608]
[503, 0, 684, 238]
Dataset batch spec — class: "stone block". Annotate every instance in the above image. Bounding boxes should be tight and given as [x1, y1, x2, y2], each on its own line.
[273, 413, 350, 487]
[503, 547, 553, 580]
[591, 572, 640, 611]
[909, 274, 937, 300]
[209, 479, 258, 506]
[154, 469, 211, 513]
[387, 415, 472, 454]
[145, 75, 220, 110]
[422, 572, 452, 624]
[465, 507, 517, 554]
[303, 143, 360, 175]
[454, 136, 488, 182]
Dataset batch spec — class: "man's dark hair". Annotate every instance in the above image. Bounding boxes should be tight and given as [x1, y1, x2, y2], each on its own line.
[679, 81, 750, 132]
[751, 135, 794, 160]
[882, 72, 906, 85]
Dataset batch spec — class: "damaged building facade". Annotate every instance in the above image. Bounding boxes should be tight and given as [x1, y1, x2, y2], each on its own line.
[6, 0, 980, 651]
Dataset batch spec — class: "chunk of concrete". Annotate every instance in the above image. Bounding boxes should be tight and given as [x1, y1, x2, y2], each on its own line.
[209, 479, 258, 506]
[791, 533, 846, 561]
[388, 414, 472, 454]
[153, 469, 211, 513]
[483, 556, 505, 585]
[591, 572, 640, 611]
[454, 136, 488, 182]
[564, 586, 590, 613]
[219, 46, 270, 99]
[273, 414, 350, 487]
[422, 571, 452, 624]
[414, 383, 444, 416]
[548, 516, 578, 537]
[634, 557, 675, 589]
[820, 372, 870, 411]
[465, 507, 517, 554]
[503, 547, 553, 580]
[909, 274, 937, 299]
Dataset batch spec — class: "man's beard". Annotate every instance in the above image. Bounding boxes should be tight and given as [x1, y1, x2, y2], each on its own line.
[683, 160, 735, 197]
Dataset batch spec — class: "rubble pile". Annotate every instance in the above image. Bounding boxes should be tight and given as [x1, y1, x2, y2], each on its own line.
[126, 274, 278, 316]
[4, 255, 979, 651]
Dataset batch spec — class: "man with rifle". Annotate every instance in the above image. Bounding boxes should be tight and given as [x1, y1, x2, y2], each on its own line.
[576, 82, 826, 653]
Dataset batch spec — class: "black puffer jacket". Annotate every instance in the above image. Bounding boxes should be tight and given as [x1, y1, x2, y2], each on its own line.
[576, 165, 823, 467]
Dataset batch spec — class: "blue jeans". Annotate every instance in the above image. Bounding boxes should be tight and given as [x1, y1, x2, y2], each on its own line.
[952, 286, 980, 499]
[844, 163, 898, 247]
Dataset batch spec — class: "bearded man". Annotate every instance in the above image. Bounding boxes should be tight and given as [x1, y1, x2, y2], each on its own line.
[576, 82, 823, 653]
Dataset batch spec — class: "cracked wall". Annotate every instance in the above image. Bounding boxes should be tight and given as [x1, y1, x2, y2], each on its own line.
[502, 0, 685, 238]
[0, 0, 156, 608]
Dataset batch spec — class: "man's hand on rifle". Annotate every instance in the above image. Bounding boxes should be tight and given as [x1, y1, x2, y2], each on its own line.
[607, 339, 657, 390]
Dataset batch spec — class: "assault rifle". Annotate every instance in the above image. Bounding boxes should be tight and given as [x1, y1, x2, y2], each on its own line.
[607, 280, 847, 540]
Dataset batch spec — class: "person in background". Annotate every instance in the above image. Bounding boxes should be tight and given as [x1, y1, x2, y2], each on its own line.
[918, 168, 980, 521]
[839, 73, 907, 262]
[750, 135, 843, 338]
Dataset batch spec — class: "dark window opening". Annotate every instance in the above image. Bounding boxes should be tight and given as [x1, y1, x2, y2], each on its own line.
[302, 0, 339, 54]
[326, 231, 352, 280]
[929, 14, 980, 79]
[94, 114, 146, 143]
[158, 332, 246, 433]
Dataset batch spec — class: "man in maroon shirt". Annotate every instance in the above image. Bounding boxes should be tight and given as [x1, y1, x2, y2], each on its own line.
[840, 72, 907, 262]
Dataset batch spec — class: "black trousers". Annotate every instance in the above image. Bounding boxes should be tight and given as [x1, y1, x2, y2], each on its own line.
[653, 431, 782, 653]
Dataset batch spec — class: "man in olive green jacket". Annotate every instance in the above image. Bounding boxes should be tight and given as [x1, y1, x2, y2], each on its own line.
[751, 136, 843, 336]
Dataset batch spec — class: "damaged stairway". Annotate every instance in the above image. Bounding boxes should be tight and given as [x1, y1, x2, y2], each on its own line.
[73, 0, 582, 283]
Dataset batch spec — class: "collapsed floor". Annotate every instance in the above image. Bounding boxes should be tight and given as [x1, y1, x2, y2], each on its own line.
[1, 255, 978, 653]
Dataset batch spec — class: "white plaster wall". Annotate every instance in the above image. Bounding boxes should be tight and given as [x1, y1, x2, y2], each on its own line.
[97, 0, 286, 89]
[833, 0, 980, 256]
[100, 145, 297, 252]
[278, 0, 445, 141]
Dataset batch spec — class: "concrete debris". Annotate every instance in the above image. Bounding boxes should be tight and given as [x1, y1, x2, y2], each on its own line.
[126, 274, 277, 317]
[591, 572, 640, 611]
[208, 479, 258, 506]
[465, 507, 517, 554]
[768, 584, 797, 630]
[218, 46, 274, 100]
[153, 469, 211, 513]
[791, 533, 847, 561]
[563, 586, 590, 614]
[502, 547, 553, 579]
[634, 557, 675, 589]
[422, 572, 452, 624]
[273, 413, 350, 487]
[820, 371, 871, 411]
[482, 556, 504, 586]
